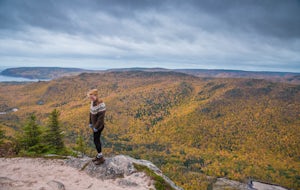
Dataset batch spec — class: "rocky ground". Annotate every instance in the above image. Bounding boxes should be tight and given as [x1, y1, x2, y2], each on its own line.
[213, 178, 289, 190]
[0, 155, 161, 190]
[0, 155, 289, 190]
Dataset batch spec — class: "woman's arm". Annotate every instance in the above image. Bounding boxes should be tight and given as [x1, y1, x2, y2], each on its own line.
[94, 111, 105, 130]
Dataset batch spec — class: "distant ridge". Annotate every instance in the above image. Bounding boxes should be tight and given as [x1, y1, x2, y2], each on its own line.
[107, 67, 300, 84]
[107, 67, 170, 72]
[106, 67, 299, 74]
[175, 69, 300, 84]
[1, 66, 299, 84]
[176, 68, 299, 76]
[0, 67, 94, 80]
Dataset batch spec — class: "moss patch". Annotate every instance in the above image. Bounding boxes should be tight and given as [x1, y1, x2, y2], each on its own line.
[133, 163, 175, 190]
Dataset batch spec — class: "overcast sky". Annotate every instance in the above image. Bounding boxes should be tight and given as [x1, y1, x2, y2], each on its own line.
[0, 0, 300, 72]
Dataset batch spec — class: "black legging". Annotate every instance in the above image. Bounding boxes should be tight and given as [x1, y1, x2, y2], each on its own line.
[93, 127, 104, 153]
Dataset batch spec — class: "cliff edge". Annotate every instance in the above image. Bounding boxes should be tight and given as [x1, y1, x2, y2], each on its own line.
[0, 155, 182, 190]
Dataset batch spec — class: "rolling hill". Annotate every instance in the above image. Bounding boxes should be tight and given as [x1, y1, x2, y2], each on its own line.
[0, 70, 299, 189]
[1, 66, 299, 84]
[0, 67, 95, 79]
[176, 69, 300, 84]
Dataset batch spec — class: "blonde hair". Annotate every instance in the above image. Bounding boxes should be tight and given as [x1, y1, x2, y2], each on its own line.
[87, 89, 98, 97]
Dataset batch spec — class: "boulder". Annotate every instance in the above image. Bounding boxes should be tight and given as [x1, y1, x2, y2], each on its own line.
[66, 154, 183, 190]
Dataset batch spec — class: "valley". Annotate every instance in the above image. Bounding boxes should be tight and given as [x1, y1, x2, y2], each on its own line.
[0, 70, 299, 189]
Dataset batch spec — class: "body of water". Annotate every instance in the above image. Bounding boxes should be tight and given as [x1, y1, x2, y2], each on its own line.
[0, 74, 39, 82]
[0, 67, 41, 82]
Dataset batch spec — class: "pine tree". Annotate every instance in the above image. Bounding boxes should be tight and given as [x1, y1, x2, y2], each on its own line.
[21, 114, 42, 152]
[0, 126, 4, 145]
[44, 109, 65, 153]
[75, 134, 87, 156]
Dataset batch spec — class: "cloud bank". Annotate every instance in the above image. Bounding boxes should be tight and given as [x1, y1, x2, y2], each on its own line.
[0, 0, 299, 71]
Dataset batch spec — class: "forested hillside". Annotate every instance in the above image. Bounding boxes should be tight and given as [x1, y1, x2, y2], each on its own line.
[0, 71, 299, 189]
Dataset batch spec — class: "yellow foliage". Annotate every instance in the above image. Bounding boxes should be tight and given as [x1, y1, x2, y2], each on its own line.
[0, 71, 299, 189]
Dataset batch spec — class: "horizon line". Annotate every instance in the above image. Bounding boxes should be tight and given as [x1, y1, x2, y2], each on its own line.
[1, 66, 300, 74]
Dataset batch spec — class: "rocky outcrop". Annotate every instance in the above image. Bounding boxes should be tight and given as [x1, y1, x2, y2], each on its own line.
[212, 178, 249, 190]
[3, 155, 286, 190]
[251, 181, 289, 190]
[212, 178, 289, 190]
[66, 154, 183, 190]
[0, 155, 183, 190]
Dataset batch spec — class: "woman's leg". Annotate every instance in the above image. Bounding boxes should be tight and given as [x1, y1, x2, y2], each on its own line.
[93, 128, 104, 153]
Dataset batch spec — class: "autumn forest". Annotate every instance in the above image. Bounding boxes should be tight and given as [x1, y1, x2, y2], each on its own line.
[0, 71, 299, 189]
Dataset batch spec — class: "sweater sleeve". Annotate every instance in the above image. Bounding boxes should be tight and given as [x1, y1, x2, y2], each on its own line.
[94, 111, 105, 130]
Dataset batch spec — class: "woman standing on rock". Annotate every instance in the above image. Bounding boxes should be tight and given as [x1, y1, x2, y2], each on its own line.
[87, 89, 106, 165]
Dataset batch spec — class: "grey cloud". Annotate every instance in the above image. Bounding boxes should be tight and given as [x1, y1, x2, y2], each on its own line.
[176, 0, 300, 40]
[1, 0, 299, 39]
[0, 0, 74, 33]
[0, 0, 299, 72]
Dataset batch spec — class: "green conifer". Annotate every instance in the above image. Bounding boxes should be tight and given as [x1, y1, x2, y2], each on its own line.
[44, 109, 65, 153]
[21, 114, 42, 151]
[75, 134, 87, 156]
[0, 126, 4, 145]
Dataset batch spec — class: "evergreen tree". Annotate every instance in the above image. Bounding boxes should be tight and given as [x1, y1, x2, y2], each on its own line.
[44, 109, 65, 152]
[0, 126, 4, 145]
[75, 134, 87, 156]
[21, 114, 42, 152]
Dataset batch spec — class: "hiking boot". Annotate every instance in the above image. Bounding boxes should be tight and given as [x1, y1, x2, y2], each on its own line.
[92, 156, 98, 162]
[94, 157, 105, 165]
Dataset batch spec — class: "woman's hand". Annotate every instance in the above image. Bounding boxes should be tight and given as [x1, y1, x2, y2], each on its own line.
[89, 124, 98, 132]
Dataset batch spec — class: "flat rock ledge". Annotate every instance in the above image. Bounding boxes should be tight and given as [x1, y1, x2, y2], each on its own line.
[0, 155, 183, 190]
[66, 154, 183, 190]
